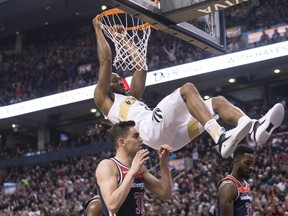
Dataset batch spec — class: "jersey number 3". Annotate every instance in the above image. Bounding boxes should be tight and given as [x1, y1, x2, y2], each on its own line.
[134, 192, 144, 214]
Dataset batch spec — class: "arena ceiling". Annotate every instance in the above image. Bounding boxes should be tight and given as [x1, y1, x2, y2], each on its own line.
[0, 0, 287, 141]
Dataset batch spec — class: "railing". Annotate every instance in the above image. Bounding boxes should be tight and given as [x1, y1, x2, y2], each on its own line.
[0, 141, 113, 168]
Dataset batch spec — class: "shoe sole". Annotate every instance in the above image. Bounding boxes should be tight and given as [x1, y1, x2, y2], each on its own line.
[256, 103, 285, 144]
[222, 121, 252, 158]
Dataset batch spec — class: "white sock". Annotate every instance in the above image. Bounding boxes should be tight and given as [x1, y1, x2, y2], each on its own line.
[237, 115, 251, 126]
[204, 119, 224, 143]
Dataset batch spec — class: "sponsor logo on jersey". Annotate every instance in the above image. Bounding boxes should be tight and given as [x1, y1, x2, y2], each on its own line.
[132, 182, 144, 188]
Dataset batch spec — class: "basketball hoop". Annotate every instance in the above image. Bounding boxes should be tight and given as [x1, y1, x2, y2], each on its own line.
[96, 8, 153, 71]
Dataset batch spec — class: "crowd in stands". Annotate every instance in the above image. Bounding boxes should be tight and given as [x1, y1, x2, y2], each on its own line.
[225, 0, 288, 31]
[0, 0, 288, 215]
[0, 0, 288, 106]
[0, 127, 110, 160]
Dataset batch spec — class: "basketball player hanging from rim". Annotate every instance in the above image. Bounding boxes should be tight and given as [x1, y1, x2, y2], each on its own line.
[92, 11, 284, 158]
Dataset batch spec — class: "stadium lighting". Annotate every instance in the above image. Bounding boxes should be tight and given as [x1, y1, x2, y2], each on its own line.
[101, 5, 107, 10]
[90, 108, 97, 113]
[228, 78, 236, 83]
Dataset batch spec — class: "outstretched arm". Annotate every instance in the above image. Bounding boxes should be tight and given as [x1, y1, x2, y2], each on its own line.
[93, 18, 113, 116]
[112, 26, 147, 100]
[218, 180, 237, 216]
[143, 145, 173, 200]
[128, 67, 147, 100]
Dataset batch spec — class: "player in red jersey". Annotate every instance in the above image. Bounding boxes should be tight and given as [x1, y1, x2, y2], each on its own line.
[218, 145, 255, 216]
[96, 121, 173, 216]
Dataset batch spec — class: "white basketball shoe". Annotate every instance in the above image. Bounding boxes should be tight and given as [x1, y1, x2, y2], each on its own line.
[216, 119, 253, 158]
[248, 103, 285, 145]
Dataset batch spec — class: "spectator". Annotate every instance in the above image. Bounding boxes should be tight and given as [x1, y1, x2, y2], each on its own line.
[271, 28, 281, 43]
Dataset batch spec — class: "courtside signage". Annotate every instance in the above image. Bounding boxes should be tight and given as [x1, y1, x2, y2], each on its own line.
[0, 41, 287, 119]
[0, 86, 95, 119]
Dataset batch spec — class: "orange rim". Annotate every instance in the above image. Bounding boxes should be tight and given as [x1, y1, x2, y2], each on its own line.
[96, 8, 155, 31]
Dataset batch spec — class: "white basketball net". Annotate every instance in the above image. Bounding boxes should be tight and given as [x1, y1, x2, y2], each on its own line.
[99, 11, 151, 71]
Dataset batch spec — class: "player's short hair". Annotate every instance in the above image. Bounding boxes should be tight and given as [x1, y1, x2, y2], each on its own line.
[233, 144, 255, 159]
[110, 121, 136, 145]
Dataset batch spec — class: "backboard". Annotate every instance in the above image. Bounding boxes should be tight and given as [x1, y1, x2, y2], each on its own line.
[99, 0, 248, 54]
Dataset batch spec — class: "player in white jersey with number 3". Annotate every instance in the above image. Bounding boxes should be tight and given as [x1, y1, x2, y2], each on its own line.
[92, 18, 284, 158]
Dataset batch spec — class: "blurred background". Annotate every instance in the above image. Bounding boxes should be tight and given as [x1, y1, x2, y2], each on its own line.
[0, 0, 287, 215]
